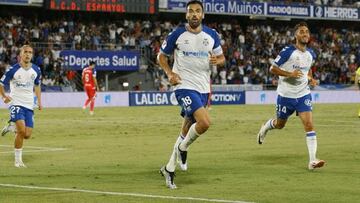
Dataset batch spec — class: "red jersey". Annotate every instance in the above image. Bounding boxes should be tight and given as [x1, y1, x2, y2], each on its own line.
[82, 67, 96, 87]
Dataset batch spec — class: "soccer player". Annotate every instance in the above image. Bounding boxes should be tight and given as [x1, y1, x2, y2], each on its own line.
[0, 44, 42, 168]
[355, 66, 360, 117]
[82, 61, 99, 115]
[257, 22, 325, 170]
[158, 0, 225, 189]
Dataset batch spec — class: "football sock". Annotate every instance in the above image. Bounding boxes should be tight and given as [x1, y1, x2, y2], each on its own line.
[14, 148, 23, 162]
[90, 100, 95, 112]
[306, 131, 317, 162]
[166, 134, 184, 172]
[84, 99, 91, 108]
[179, 123, 199, 151]
[264, 119, 275, 131]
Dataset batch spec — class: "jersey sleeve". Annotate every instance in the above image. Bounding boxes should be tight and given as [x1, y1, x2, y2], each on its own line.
[212, 30, 223, 56]
[273, 46, 294, 67]
[160, 27, 185, 56]
[160, 31, 178, 56]
[307, 48, 317, 64]
[33, 65, 42, 86]
[0, 66, 17, 86]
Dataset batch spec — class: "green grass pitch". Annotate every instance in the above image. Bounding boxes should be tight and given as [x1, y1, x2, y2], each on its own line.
[0, 104, 359, 203]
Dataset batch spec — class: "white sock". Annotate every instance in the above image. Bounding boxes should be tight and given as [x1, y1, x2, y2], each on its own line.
[264, 119, 275, 131]
[179, 124, 199, 151]
[15, 148, 23, 162]
[166, 134, 185, 172]
[306, 131, 317, 162]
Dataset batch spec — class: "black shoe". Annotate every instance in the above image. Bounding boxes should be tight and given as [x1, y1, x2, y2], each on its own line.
[177, 145, 188, 171]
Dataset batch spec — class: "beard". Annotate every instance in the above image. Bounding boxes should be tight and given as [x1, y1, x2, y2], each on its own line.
[188, 18, 201, 29]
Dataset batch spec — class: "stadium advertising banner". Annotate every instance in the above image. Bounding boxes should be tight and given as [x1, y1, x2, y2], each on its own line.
[166, 0, 265, 15]
[45, 0, 157, 14]
[60, 50, 140, 71]
[245, 91, 360, 104]
[0, 92, 129, 108]
[162, 0, 360, 20]
[267, 3, 310, 17]
[129, 91, 245, 106]
[210, 91, 245, 105]
[0, 0, 28, 5]
[129, 91, 178, 106]
[313, 6, 359, 20]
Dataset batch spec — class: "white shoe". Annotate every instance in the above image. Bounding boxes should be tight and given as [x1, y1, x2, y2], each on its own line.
[308, 160, 325, 170]
[159, 166, 177, 189]
[89, 111, 94, 115]
[177, 145, 188, 171]
[15, 160, 27, 168]
[1, 122, 15, 136]
[257, 123, 268, 144]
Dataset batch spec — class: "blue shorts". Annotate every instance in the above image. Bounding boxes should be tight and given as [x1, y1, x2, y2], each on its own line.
[276, 94, 312, 120]
[175, 89, 209, 121]
[9, 105, 34, 128]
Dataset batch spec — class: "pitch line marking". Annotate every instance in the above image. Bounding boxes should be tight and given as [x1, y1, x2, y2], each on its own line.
[0, 183, 252, 203]
[0, 145, 68, 154]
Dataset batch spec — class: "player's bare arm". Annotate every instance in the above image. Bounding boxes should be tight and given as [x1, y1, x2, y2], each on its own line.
[157, 53, 181, 86]
[307, 69, 318, 87]
[34, 85, 42, 110]
[93, 76, 99, 91]
[209, 52, 225, 66]
[270, 65, 303, 78]
[0, 85, 11, 103]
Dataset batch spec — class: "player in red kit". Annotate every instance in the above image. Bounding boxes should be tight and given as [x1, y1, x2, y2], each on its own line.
[82, 61, 99, 115]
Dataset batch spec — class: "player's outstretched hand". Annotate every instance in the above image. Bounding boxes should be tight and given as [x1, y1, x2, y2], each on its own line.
[168, 72, 181, 86]
[290, 69, 303, 78]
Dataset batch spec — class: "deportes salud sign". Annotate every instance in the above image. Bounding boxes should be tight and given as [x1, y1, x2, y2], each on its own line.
[60, 50, 140, 71]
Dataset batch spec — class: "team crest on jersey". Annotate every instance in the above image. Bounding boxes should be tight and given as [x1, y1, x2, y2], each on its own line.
[203, 38, 209, 46]
[31, 74, 36, 80]
[184, 40, 189, 44]
[304, 99, 312, 107]
[161, 40, 167, 49]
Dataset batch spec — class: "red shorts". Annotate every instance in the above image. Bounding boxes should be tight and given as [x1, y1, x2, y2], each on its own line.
[85, 86, 96, 99]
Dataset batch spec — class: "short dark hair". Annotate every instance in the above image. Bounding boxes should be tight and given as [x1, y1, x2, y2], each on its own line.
[186, 0, 203, 11]
[89, 61, 96, 66]
[294, 21, 309, 33]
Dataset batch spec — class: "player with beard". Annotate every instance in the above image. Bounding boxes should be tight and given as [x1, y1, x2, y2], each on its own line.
[257, 22, 325, 170]
[158, 0, 225, 189]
